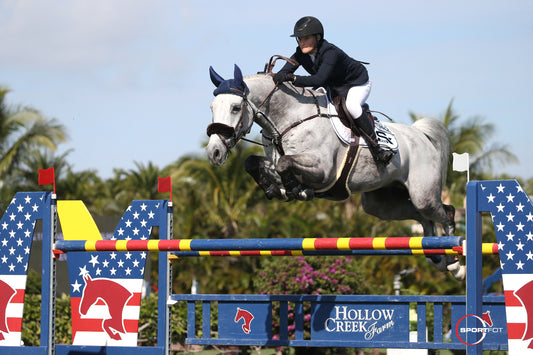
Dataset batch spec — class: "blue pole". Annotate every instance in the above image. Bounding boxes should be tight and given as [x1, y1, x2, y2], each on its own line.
[40, 193, 55, 355]
[466, 181, 483, 355]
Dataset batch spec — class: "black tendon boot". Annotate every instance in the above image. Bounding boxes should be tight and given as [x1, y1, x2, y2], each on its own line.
[244, 157, 281, 200]
[260, 179, 281, 200]
[354, 110, 394, 165]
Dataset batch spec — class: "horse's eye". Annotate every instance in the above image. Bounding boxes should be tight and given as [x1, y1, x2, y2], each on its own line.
[231, 104, 241, 114]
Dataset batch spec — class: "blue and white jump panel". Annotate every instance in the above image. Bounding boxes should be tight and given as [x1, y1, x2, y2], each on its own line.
[170, 294, 507, 350]
[467, 180, 533, 354]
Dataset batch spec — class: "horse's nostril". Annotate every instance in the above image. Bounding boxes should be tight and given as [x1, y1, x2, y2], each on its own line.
[214, 149, 220, 159]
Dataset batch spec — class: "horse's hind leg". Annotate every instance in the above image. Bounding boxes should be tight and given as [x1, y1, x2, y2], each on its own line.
[443, 204, 456, 236]
[361, 185, 425, 222]
[362, 187, 465, 280]
[409, 193, 465, 280]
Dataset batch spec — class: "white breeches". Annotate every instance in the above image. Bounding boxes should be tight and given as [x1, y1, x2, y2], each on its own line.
[346, 81, 372, 119]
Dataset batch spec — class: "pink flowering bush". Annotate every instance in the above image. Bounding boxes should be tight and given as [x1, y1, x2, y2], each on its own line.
[253, 256, 383, 350]
[255, 256, 378, 296]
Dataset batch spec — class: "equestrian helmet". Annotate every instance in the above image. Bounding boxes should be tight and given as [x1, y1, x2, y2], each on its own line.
[290, 16, 324, 38]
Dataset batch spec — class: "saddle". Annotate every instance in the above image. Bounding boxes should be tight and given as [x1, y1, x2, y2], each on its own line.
[332, 96, 377, 146]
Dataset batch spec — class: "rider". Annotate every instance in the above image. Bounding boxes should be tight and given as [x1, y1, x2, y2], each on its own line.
[274, 16, 393, 165]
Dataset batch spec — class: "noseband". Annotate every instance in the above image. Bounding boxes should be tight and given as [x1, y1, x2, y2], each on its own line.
[206, 122, 236, 138]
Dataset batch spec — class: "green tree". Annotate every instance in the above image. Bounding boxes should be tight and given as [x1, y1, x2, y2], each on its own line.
[410, 99, 518, 207]
[0, 88, 68, 207]
[0, 88, 67, 177]
[108, 161, 164, 211]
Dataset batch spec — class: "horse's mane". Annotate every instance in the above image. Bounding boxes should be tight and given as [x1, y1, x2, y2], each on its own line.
[243, 74, 327, 102]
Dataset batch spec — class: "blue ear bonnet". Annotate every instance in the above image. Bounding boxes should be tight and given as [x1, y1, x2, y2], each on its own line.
[209, 65, 249, 97]
[212, 79, 249, 97]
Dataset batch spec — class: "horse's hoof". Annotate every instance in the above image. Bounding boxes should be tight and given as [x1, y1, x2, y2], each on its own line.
[447, 261, 466, 281]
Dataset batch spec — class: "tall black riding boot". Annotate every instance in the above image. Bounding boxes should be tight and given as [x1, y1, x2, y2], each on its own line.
[354, 110, 394, 165]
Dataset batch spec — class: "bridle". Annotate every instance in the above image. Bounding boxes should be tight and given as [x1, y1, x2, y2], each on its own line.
[206, 55, 335, 156]
[206, 86, 271, 154]
[206, 76, 288, 152]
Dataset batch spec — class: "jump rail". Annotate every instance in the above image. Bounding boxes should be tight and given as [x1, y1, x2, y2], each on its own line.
[168, 242, 499, 257]
[53, 236, 465, 253]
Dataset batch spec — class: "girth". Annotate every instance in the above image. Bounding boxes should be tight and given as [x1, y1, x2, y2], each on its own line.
[316, 133, 360, 201]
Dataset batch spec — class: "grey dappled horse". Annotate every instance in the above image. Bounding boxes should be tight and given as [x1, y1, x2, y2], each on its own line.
[206, 65, 464, 280]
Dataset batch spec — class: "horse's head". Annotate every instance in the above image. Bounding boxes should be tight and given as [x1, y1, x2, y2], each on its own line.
[79, 274, 94, 315]
[206, 64, 253, 166]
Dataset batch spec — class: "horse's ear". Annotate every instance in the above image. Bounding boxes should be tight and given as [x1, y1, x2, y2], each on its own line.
[209, 66, 224, 87]
[83, 274, 92, 283]
[234, 64, 243, 84]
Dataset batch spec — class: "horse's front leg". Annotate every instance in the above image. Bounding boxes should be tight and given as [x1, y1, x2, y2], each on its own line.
[244, 155, 284, 200]
[276, 154, 326, 201]
[103, 319, 123, 340]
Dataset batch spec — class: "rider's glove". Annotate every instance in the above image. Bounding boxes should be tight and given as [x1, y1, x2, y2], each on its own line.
[273, 72, 296, 85]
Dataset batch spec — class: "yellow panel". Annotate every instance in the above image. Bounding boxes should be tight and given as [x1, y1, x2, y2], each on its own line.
[57, 201, 102, 240]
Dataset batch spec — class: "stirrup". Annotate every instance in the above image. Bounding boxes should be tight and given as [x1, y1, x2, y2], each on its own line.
[377, 149, 394, 165]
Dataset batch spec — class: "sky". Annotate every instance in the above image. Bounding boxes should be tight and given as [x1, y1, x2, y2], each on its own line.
[0, 0, 532, 180]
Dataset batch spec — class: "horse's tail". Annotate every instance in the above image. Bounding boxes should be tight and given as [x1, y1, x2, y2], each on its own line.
[412, 117, 450, 186]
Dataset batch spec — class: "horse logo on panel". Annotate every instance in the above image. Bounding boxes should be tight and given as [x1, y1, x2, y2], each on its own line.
[0, 280, 16, 341]
[60, 199, 169, 346]
[475, 180, 533, 353]
[234, 308, 254, 334]
[0, 192, 49, 346]
[514, 280, 533, 348]
[79, 274, 133, 340]
[482, 310, 493, 327]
